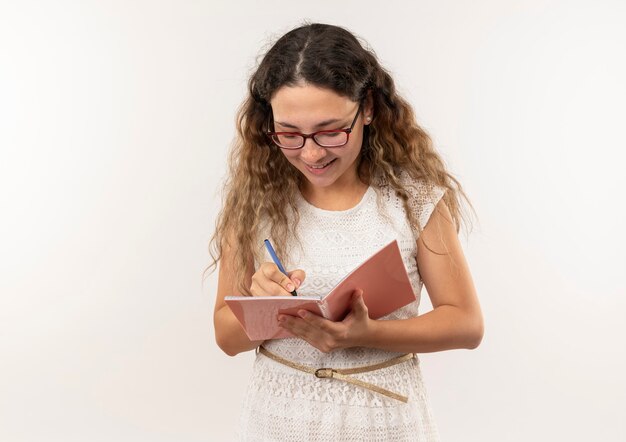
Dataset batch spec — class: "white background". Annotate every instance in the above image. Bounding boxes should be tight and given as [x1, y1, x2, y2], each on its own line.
[1, 0, 625, 440]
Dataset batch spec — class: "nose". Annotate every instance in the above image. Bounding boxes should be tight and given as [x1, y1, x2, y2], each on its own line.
[300, 137, 327, 163]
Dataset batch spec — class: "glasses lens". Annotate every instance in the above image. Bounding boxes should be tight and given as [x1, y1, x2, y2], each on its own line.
[314, 131, 348, 147]
[272, 134, 304, 148]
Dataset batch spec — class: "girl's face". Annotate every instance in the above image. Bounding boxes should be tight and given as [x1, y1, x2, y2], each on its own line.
[269, 84, 372, 195]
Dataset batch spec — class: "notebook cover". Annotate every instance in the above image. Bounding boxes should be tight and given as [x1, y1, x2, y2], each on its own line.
[321, 240, 415, 321]
[225, 296, 324, 340]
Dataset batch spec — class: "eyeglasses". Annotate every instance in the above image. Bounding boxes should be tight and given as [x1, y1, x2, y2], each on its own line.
[266, 105, 362, 149]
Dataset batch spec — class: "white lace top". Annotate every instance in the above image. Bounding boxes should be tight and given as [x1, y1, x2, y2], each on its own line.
[238, 173, 446, 441]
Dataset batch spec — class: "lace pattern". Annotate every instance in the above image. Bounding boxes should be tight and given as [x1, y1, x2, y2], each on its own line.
[239, 173, 446, 441]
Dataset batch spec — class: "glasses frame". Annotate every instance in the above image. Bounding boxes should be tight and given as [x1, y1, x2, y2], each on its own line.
[266, 104, 363, 150]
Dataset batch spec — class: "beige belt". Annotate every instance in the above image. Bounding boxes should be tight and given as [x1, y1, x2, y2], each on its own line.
[257, 346, 415, 403]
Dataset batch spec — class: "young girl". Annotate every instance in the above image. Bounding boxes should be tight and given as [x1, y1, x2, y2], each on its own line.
[211, 23, 483, 441]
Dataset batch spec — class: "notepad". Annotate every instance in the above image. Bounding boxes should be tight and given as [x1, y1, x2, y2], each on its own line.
[225, 240, 415, 341]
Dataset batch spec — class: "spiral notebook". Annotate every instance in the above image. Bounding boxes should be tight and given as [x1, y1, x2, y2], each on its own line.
[225, 240, 415, 341]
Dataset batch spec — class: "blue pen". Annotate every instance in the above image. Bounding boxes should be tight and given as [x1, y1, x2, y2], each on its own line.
[264, 239, 297, 296]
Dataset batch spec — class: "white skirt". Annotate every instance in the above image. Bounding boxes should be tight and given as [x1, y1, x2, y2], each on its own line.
[237, 342, 440, 441]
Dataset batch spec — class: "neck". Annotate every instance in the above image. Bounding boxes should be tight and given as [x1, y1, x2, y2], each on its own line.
[301, 172, 369, 211]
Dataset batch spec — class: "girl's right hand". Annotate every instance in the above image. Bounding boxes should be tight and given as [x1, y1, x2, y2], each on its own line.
[250, 263, 305, 297]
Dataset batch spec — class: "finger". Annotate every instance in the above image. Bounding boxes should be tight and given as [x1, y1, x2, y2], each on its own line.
[297, 309, 339, 334]
[260, 263, 296, 294]
[279, 312, 328, 337]
[280, 321, 324, 352]
[249, 277, 283, 297]
[250, 269, 286, 297]
[279, 314, 339, 353]
[268, 267, 297, 293]
[351, 289, 369, 317]
[287, 269, 306, 289]
[278, 314, 317, 338]
[250, 270, 282, 296]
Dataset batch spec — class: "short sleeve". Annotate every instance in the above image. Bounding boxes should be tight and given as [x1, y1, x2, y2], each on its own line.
[398, 171, 446, 236]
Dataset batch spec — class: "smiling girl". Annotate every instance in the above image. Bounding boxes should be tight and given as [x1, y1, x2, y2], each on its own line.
[211, 23, 483, 441]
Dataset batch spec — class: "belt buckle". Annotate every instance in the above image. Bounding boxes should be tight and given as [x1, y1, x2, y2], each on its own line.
[314, 368, 334, 378]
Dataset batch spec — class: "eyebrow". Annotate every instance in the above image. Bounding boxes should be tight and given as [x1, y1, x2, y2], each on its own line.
[274, 117, 346, 130]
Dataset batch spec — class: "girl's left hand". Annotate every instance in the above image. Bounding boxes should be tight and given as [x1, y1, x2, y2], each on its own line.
[277, 290, 372, 353]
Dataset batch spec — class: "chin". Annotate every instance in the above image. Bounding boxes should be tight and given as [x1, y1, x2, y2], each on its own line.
[303, 175, 336, 188]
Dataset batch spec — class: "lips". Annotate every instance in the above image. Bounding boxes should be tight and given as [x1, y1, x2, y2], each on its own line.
[303, 158, 336, 175]
[307, 159, 334, 169]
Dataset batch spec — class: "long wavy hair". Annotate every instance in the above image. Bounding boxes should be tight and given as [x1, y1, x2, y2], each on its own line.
[208, 23, 474, 295]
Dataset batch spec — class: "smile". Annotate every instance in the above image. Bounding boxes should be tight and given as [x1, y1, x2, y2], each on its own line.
[305, 159, 335, 169]
[303, 158, 337, 175]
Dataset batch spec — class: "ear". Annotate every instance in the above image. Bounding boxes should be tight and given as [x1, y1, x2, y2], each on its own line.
[363, 89, 374, 125]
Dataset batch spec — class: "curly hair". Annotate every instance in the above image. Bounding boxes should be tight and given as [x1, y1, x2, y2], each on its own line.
[208, 23, 474, 295]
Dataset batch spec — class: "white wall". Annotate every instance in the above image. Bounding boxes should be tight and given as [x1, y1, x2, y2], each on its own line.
[1, 0, 624, 440]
